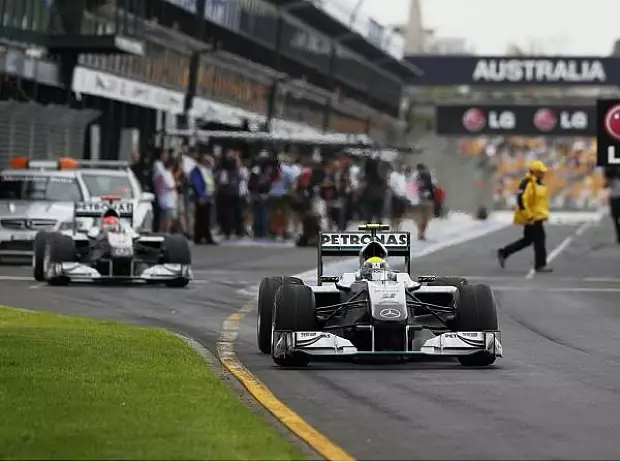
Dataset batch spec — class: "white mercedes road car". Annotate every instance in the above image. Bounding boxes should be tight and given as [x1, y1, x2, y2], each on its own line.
[0, 157, 154, 261]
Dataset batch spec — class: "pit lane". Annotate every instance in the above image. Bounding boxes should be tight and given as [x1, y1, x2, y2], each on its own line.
[1, 221, 619, 459]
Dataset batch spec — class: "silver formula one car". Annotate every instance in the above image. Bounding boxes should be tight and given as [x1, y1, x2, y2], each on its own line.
[257, 224, 502, 367]
[33, 196, 191, 287]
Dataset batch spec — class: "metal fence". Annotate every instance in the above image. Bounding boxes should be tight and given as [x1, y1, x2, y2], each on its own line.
[0, 100, 101, 168]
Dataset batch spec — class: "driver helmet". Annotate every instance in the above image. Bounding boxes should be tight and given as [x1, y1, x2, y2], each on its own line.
[102, 215, 120, 233]
[361, 256, 390, 281]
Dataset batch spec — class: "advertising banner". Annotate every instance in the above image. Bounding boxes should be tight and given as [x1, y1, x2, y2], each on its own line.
[436, 105, 596, 136]
[405, 56, 620, 86]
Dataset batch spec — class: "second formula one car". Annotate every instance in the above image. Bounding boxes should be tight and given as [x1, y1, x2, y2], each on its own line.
[256, 224, 502, 367]
[33, 196, 192, 287]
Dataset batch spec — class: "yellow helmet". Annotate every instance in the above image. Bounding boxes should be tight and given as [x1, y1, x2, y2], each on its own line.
[364, 257, 386, 267]
[361, 257, 390, 280]
[529, 160, 548, 173]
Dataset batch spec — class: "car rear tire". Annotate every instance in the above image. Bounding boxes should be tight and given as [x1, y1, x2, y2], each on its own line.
[427, 277, 469, 286]
[272, 284, 318, 367]
[46, 233, 76, 286]
[454, 284, 499, 367]
[257, 276, 303, 354]
[33, 231, 50, 281]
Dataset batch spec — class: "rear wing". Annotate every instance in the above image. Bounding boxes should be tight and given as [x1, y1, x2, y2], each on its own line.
[317, 224, 411, 284]
[73, 195, 134, 227]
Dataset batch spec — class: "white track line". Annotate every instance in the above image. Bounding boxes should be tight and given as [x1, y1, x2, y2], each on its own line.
[584, 277, 620, 283]
[494, 286, 620, 293]
[525, 221, 592, 280]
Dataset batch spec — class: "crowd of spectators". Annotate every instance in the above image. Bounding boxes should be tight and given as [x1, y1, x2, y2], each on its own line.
[459, 137, 606, 210]
[130, 145, 447, 246]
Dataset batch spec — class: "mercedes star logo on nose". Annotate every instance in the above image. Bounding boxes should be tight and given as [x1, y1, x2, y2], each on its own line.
[379, 308, 401, 319]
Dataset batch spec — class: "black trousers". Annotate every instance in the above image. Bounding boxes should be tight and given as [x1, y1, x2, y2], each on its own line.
[500, 220, 547, 269]
[363, 197, 385, 223]
[194, 202, 214, 244]
[217, 194, 244, 238]
[610, 197, 620, 242]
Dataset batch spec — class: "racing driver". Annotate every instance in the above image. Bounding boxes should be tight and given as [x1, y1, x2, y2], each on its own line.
[101, 215, 121, 233]
[360, 256, 393, 280]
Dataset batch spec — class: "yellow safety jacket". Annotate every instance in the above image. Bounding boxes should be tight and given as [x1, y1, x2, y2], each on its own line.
[513, 173, 550, 225]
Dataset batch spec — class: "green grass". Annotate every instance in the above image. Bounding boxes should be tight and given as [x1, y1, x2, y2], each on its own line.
[0, 306, 306, 460]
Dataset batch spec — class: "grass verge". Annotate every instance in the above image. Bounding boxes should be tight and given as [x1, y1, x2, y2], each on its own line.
[0, 306, 306, 460]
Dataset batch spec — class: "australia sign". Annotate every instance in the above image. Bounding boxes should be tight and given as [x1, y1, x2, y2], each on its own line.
[404, 56, 620, 86]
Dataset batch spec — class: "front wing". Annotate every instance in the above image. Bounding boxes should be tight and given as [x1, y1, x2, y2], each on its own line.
[46, 261, 192, 283]
[272, 329, 503, 360]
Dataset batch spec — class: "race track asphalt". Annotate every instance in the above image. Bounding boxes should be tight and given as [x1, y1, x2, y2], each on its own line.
[1, 218, 620, 460]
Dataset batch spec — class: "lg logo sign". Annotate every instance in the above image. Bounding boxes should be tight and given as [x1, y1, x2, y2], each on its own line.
[461, 107, 590, 134]
[462, 108, 515, 132]
[533, 109, 589, 132]
[603, 104, 620, 165]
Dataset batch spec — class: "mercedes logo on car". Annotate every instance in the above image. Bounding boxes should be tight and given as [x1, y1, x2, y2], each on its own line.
[379, 308, 401, 319]
[533, 108, 558, 132]
[462, 108, 487, 133]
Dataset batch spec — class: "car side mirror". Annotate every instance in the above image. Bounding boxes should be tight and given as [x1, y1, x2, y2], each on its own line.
[140, 192, 155, 202]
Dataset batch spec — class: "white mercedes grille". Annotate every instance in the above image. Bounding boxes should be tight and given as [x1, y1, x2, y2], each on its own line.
[0, 219, 57, 230]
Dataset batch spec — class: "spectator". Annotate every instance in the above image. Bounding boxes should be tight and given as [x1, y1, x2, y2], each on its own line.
[238, 156, 250, 237]
[412, 163, 435, 241]
[360, 156, 387, 223]
[153, 154, 178, 234]
[180, 146, 198, 236]
[130, 151, 151, 192]
[248, 151, 273, 239]
[288, 156, 303, 236]
[268, 155, 295, 240]
[190, 152, 216, 245]
[215, 149, 244, 239]
[388, 164, 408, 231]
[171, 154, 190, 237]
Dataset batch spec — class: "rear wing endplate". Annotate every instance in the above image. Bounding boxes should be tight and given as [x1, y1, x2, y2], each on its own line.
[317, 224, 411, 284]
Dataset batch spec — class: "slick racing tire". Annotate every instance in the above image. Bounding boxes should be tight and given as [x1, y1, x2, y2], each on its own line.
[46, 233, 76, 286]
[162, 234, 191, 288]
[272, 284, 318, 367]
[454, 284, 499, 367]
[427, 277, 469, 287]
[257, 276, 303, 354]
[33, 231, 50, 281]
[162, 234, 191, 264]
